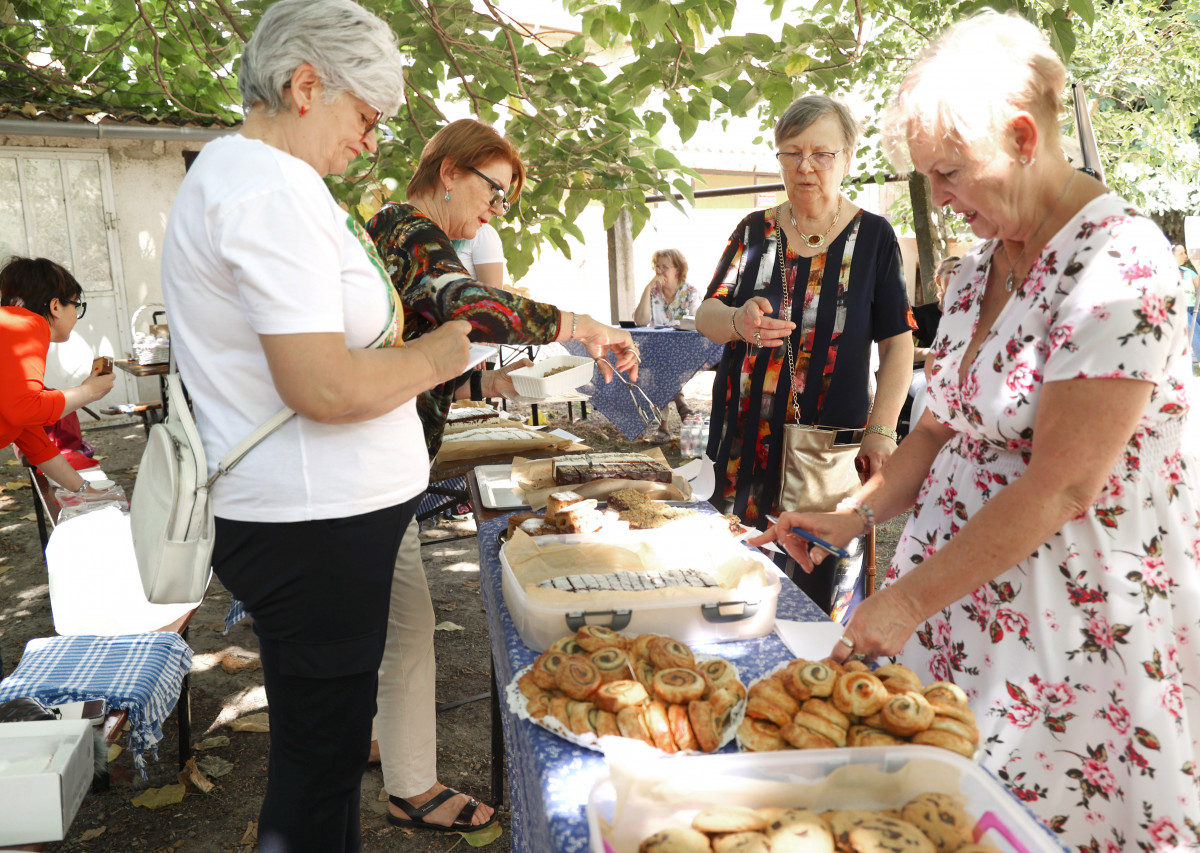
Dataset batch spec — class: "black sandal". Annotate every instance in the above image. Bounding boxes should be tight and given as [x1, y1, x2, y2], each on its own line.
[387, 788, 498, 834]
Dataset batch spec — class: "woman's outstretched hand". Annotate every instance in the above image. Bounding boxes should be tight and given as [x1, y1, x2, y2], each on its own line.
[747, 510, 862, 572]
[573, 315, 639, 382]
[732, 296, 795, 347]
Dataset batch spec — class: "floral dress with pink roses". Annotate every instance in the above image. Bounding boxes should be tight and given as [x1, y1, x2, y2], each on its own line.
[887, 193, 1200, 852]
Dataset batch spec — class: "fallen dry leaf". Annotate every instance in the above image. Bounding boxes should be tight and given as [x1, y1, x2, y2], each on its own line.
[230, 712, 270, 733]
[107, 743, 123, 762]
[4, 459, 17, 466]
[21, 513, 38, 522]
[0, 566, 12, 576]
[240, 820, 258, 845]
[193, 735, 230, 751]
[79, 826, 106, 841]
[196, 754, 234, 778]
[131, 783, 186, 809]
[434, 621, 464, 632]
[177, 757, 214, 794]
[220, 652, 261, 674]
[2, 480, 29, 490]
[462, 822, 504, 846]
[463, 580, 480, 589]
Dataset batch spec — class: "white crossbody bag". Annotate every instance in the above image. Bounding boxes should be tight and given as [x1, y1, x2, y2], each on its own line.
[130, 371, 294, 604]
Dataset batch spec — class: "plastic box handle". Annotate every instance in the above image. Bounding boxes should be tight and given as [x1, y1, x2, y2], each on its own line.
[973, 810, 1031, 853]
[566, 610, 632, 632]
[700, 601, 759, 623]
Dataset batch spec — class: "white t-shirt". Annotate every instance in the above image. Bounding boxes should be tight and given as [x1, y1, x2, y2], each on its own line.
[452, 223, 504, 278]
[161, 134, 428, 522]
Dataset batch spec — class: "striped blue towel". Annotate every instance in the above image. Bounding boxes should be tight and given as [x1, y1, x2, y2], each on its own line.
[0, 633, 193, 777]
[224, 599, 250, 635]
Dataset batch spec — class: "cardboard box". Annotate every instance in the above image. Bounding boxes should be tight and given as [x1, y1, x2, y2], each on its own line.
[0, 718, 93, 846]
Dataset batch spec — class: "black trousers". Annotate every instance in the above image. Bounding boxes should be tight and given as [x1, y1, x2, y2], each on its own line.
[213, 498, 418, 853]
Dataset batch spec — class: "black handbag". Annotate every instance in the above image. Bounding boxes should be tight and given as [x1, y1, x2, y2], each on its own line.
[0, 696, 60, 723]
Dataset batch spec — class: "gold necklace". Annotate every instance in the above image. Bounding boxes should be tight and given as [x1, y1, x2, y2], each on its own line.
[788, 196, 843, 249]
[998, 170, 1076, 293]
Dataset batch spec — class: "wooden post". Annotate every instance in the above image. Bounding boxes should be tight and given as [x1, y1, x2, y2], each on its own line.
[607, 210, 637, 324]
[908, 173, 938, 305]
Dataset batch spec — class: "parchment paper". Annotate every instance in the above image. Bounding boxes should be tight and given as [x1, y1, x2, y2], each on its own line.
[511, 449, 691, 510]
[433, 421, 578, 465]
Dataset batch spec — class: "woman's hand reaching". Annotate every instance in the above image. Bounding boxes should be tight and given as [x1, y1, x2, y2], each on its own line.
[827, 585, 924, 663]
[483, 358, 533, 400]
[408, 320, 475, 387]
[747, 509, 863, 572]
[81, 363, 116, 403]
[571, 314, 639, 382]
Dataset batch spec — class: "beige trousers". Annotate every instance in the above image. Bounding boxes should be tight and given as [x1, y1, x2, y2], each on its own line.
[372, 518, 437, 797]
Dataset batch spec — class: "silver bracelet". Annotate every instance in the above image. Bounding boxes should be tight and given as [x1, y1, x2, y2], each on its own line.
[837, 497, 875, 529]
[570, 311, 578, 340]
[730, 308, 750, 343]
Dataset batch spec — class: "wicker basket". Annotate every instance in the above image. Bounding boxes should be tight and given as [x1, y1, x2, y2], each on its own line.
[131, 303, 170, 365]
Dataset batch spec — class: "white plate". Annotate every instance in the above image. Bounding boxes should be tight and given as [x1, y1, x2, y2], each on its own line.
[476, 463, 528, 510]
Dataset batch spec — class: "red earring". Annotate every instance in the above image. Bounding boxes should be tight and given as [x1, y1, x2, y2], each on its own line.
[299, 105, 308, 116]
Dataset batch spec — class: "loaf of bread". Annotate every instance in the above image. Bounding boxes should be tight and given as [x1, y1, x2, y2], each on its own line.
[553, 453, 672, 486]
[446, 404, 500, 426]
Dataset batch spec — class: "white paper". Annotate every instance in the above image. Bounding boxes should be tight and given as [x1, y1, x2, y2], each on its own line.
[468, 343, 500, 366]
[548, 428, 581, 442]
[773, 619, 845, 660]
[46, 507, 199, 635]
[672, 455, 715, 501]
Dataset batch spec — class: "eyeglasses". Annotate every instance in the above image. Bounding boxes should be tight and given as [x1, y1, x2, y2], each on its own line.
[66, 299, 86, 319]
[468, 167, 511, 214]
[362, 101, 382, 138]
[775, 150, 843, 172]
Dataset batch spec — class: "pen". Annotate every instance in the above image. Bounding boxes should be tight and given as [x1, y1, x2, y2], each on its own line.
[766, 514, 852, 560]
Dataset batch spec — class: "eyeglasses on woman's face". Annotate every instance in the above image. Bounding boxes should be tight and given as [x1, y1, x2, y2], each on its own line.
[468, 167, 511, 214]
[65, 299, 86, 319]
[775, 150, 843, 172]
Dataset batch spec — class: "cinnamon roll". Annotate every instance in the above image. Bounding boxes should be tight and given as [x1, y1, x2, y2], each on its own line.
[590, 647, 632, 683]
[791, 710, 847, 747]
[576, 624, 628, 653]
[780, 721, 837, 750]
[588, 707, 621, 737]
[616, 705, 654, 746]
[797, 662, 837, 697]
[748, 678, 800, 717]
[648, 636, 695, 670]
[912, 728, 976, 757]
[830, 671, 889, 718]
[745, 695, 794, 729]
[737, 716, 783, 752]
[779, 660, 815, 703]
[643, 700, 678, 753]
[548, 635, 586, 656]
[880, 691, 935, 737]
[700, 658, 740, 694]
[668, 703, 699, 751]
[923, 680, 969, 708]
[593, 679, 649, 713]
[629, 633, 664, 663]
[846, 724, 906, 747]
[531, 650, 566, 690]
[688, 699, 722, 752]
[567, 700, 596, 735]
[554, 654, 601, 700]
[653, 667, 708, 704]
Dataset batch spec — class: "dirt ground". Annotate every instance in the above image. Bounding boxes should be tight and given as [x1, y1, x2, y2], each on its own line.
[0, 373, 904, 853]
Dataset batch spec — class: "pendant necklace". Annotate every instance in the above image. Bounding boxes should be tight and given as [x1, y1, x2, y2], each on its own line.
[998, 170, 1075, 293]
[789, 195, 843, 249]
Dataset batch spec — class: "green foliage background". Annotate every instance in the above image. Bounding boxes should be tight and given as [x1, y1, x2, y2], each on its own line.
[2, 0, 1195, 279]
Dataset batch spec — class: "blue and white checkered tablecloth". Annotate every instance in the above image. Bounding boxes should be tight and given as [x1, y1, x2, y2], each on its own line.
[564, 328, 724, 440]
[0, 633, 193, 777]
[478, 509, 829, 853]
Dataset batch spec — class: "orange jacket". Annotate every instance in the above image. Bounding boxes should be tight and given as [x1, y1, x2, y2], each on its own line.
[0, 306, 66, 465]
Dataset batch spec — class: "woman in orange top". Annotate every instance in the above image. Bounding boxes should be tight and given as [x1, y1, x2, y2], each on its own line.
[0, 256, 115, 493]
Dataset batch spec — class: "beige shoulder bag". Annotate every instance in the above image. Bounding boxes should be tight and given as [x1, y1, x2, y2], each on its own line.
[775, 231, 863, 514]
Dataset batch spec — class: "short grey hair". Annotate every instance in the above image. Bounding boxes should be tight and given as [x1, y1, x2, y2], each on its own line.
[238, 0, 405, 117]
[774, 95, 861, 152]
[881, 11, 1065, 170]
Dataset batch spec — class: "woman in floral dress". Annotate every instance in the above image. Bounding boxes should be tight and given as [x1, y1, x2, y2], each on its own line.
[754, 12, 1200, 851]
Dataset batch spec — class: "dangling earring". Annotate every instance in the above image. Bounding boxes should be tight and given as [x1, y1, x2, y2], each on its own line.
[1019, 155, 1028, 165]
[444, 188, 451, 201]
[299, 105, 308, 117]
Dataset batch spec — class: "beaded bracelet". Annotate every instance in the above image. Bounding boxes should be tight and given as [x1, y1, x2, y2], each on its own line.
[570, 311, 578, 340]
[837, 497, 875, 530]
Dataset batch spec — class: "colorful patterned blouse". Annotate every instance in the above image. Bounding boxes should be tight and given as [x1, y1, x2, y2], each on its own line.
[366, 203, 561, 457]
[704, 206, 915, 526]
[647, 281, 702, 325]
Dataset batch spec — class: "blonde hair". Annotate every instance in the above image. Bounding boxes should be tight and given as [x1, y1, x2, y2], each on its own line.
[652, 248, 688, 283]
[882, 11, 1065, 170]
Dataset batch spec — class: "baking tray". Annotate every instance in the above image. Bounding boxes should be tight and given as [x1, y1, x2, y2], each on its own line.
[476, 463, 528, 510]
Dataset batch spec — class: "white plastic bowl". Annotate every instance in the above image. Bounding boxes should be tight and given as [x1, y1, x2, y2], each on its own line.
[508, 355, 595, 399]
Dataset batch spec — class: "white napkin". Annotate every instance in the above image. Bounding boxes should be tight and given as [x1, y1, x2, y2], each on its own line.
[773, 619, 845, 660]
[672, 455, 715, 501]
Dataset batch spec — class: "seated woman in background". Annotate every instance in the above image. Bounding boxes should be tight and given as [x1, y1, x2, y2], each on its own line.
[365, 117, 637, 833]
[0, 256, 115, 495]
[633, 248, 701, 444]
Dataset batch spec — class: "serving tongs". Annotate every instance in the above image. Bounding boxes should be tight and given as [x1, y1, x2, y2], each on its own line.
[589, 354, 663, 429]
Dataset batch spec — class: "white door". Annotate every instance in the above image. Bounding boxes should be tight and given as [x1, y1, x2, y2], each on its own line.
[0, 148, 139, 410]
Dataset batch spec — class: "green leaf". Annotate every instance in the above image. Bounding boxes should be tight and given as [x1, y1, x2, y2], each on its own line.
[1067, 0, 1094, 26]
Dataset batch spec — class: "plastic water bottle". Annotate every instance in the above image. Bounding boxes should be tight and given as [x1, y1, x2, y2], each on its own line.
[682, 415, 701, 458]
[699, 418, 710, 456]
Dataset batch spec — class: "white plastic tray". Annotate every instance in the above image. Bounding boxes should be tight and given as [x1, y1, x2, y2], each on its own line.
[500, 527, 782, 652]
[509, 355, 595, 399]
[475, 464, 527, 510]
[587, 745, 1070, 853]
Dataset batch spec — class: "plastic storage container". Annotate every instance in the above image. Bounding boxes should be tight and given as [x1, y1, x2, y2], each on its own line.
[508, 355, 595, 399]
[500, 528, 782, 652]
[587, 745, 1069, 853]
